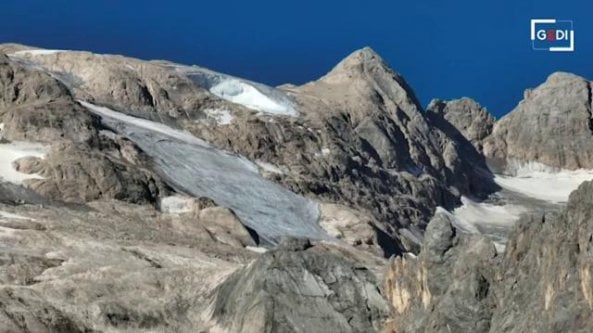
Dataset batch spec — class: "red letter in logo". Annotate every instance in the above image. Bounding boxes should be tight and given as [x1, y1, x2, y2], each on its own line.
[547, 29, 556, 41]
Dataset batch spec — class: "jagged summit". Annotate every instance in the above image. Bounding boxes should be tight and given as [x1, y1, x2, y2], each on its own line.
[298, 46, 423, 120]
[328, 46, 386, 73]
[319, 47, 418, 103]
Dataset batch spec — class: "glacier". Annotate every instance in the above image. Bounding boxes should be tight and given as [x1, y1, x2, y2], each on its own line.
[80, 101, 327, 246]
[171, 65, 299, 116]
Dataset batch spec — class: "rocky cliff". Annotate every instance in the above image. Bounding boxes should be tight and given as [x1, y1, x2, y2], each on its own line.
[483, 72, 593, 171]
[384, 180, 593, 333]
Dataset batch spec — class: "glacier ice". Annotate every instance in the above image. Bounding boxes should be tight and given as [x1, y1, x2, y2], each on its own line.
[172, 65, 298, 116]
[80, 101, 327, 246]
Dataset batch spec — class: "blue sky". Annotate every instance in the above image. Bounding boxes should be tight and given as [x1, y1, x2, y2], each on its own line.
[1, 0, 591, 117]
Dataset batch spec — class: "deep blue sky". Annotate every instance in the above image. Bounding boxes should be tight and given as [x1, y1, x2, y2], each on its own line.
[1, 0, 591, 117]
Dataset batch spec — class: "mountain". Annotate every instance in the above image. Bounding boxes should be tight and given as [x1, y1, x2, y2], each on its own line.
[484, 72, 593, 171]
[427, 97, 495, 152]
[1, 44, 498, 254]
[0, 43, 592, 332]
[384, 180, 593, 333]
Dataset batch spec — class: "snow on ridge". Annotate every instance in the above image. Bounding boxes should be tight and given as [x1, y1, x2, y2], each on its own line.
[495, 159, 593, 203]
[10, 49, 68, 56]
[172, 65, 298, 116]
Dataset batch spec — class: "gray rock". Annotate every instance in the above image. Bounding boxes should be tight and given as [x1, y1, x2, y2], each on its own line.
[210, 240, 389, 333]
[427, 98, 495, 151]
[18, 142, 168, 204]
[384, 181, 593, 333]
[483, 72, 593, 170]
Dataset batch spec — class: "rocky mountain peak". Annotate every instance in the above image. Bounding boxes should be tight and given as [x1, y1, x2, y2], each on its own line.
[483, 71, 593, 170]
[427, 97, 495, 151]
[329, 46, 385, 73]
[302, 47, 422, 120]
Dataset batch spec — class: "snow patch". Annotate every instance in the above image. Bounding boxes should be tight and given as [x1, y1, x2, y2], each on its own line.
[0, 142, 48, 185]
[159, 196, 196, 214]
[173, 65, 298, 116]
[315, 148, 331, 158]
[255, 161, 284, 175]
[434, 197, 529, 253]
[495, 160, 593, 203]
[210, 79, 295, 115]
[451, 197, 528, 228]
[0, 211, 30, 220]
[203, 108, 234, 125]
[246, 246, 268, 254]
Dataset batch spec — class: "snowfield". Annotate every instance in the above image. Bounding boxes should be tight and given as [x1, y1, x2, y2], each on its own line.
[451, 196, 528, 228]
[435, 159, 593, 252]
[81, 101, 326, 246]
[173, 65, 298, 116]
[494, 160, 593, 203]
[0, 142, 48, 185]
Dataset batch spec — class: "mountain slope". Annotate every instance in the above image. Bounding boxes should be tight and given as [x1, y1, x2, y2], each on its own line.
[3, 45, 499, 254]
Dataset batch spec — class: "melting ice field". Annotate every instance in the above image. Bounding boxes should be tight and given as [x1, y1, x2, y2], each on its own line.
[80, 102, 327, 246]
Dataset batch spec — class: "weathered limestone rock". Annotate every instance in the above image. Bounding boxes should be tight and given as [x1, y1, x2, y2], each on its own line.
[483, 72, 593, 170]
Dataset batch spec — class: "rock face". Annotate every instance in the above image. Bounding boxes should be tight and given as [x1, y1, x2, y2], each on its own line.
[188, 47, 497, 248]
[210, 239, 389, 333]
[427, 98, 495, 152]
[1, 45, 499, 253]
[384, 181, 593, 333]
[483, 72, 593, 170]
